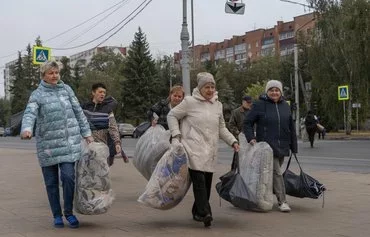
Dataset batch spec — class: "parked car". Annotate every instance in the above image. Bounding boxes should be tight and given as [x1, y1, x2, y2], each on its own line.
[118, 123, 136, 138]
[4, 127, 12, 137]
[133, 121, 151, 138]
[0, 127, 4, 137]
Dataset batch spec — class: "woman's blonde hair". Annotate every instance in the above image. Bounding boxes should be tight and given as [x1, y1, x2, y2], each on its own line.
[40, 61, 60, 77]
[168, 85, 185, 99]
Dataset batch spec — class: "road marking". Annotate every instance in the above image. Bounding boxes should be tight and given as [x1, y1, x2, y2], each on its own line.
[299, 155, 369, 162]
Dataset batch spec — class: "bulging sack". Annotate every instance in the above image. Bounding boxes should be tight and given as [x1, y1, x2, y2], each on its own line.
[133, 125, 171, 180]
[237, 134, 274, 211]
[138, 142, 191, 210]
[75, 142, 114, 215]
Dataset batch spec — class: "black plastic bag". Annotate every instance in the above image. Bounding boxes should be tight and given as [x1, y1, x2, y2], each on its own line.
[283, 153, 326, 205]
[133, 122, 151, 138]
[216, 152, 260, 211]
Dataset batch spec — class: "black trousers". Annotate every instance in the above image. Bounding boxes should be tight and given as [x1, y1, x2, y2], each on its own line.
[306, 127, 316, 147]
[188, 169, 213, 218]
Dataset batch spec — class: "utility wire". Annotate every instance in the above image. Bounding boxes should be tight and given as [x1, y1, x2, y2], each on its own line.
[44, 0, 129, 43]
[0, 0, 129, 60]
[95, 0, 153, 47]
[60, 0, 129, 47]
[51, 0, 150, 51]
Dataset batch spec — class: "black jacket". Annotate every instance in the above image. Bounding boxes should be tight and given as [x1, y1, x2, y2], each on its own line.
[82, 96, 118, 114]
[244, 94, 298, 158]
[147, 99, 171, 130]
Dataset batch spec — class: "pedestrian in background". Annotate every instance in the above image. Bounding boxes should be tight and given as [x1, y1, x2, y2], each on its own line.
[305, 110, 318, 148]
[147, 85, 185, 130]
[168, 72, 239, 227]
[82, 83, 128, 166]
[229, 95, 253, 139]
[244, 79, 297, 212]
[20, 61, 93, 228]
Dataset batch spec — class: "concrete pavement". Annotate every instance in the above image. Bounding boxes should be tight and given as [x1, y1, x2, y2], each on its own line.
[1, 147, 370, 237]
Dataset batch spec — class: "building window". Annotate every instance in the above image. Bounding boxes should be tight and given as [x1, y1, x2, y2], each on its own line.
[215, 49, 225, 60]
[261, 47, 275, 56]
[234, 43, 246, 53]
[279, 31, 294, 40]
[256, 41, 259, 47]
[226, 47, 233, 56]
[235, 53, 246, 60]
[262, 38, 274, 46]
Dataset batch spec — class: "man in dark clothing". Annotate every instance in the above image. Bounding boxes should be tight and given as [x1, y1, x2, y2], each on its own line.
[82, 83, 128, 166]
[305, 111, 318, 148]
[229, 95, 253, 139]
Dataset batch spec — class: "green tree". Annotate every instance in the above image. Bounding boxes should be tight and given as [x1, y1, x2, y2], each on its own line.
[0, 98, 11, 126]
[245, 81, 266, 100]
[76, 50, 126, 121]
[308, 0, 370, 133]
[59, 56, 75, 90]
[121, 27, 159, 124]
[10, 52, 29, 114]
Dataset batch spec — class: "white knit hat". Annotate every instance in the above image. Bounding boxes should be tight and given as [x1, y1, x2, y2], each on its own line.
[197, 72, 215, 89]
[265, 80, 283, 94]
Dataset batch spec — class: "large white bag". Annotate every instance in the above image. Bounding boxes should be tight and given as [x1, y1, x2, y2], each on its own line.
[133, 125, 171, 180]
[138, 142, 191, 210]
[75, 142, 114, 215]
[238, 134, 274, 212]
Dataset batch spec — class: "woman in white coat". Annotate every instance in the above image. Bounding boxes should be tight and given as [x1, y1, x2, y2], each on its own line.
[167, 72, 239, 227]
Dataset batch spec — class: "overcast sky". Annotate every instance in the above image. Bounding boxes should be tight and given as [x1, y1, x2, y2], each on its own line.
[0, 0, 311, 98]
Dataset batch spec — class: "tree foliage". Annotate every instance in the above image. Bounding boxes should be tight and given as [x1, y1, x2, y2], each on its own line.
[121, 27, 159, 124]
[308, 0, 370, 133]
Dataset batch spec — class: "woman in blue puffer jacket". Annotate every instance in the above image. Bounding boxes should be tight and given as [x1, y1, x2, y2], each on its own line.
[21, 61, 93, 229]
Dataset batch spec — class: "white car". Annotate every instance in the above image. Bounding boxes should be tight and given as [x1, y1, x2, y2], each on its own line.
[118, 123, 135, 138]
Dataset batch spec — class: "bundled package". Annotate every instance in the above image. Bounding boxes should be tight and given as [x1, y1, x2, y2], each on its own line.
[133, 125, 171, 180]
[75, 142, 114, 215]
[237, 134, 274, 212]
[138, 142, 191, 210]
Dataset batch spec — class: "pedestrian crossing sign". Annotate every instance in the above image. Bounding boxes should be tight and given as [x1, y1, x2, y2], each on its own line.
[338, 85, 349, 101]
[33, 46, 51, 65]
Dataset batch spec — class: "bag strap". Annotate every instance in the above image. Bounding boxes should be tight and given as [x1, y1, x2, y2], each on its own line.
[231, 152, 239, 172]
[285, 153, 303, 171]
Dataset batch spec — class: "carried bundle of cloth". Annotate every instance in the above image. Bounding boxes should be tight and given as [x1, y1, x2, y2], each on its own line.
[134, 126, 191, 210]
[74, 142, 114, 215]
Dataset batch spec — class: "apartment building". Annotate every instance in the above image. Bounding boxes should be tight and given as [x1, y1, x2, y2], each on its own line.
[69, 46, 127, 69]
[174, 12, 315, 66]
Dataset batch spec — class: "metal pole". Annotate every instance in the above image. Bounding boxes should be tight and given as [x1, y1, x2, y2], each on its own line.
[294, 43, 300, 137]
[357, 107, 359, 133]
[343, 101, 346, 132]
[191, 0, 195, 68]
[181, 0, 191, 96]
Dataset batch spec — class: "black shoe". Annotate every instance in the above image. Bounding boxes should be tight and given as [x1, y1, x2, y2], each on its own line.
[203, 214, 213, 227]
[193, 214, 204, 222]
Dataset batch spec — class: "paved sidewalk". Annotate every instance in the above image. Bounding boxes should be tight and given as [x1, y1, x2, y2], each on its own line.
[1, 147, 370, 237]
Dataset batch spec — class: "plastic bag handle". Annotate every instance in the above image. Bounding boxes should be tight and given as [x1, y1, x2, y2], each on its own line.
[285, 153, 302, 171]
[231, 152, 239, 172]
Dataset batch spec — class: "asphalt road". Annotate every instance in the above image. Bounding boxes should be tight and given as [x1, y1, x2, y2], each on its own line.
[1, 136, 369, 174]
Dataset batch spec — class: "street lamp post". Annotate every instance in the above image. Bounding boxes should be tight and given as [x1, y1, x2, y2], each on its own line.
[181, 0, 191, 96]
[294, 43, 300, 136]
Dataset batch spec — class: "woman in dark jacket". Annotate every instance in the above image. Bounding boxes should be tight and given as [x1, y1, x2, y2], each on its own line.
[244, 80, 297, 212]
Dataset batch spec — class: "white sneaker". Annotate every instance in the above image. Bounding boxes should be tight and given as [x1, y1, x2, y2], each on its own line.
[279, 202, 291, 212]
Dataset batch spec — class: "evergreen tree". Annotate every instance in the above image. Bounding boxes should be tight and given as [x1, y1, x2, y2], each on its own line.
[10, 52, 28, 114]
[121, 27, 159, 124]
[60, 56, 74, 89]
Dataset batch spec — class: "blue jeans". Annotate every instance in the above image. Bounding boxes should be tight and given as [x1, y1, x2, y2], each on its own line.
[41, 162, 76, 218]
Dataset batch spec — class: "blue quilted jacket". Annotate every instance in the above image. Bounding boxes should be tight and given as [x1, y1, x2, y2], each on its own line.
[21, 80, 91, 167]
